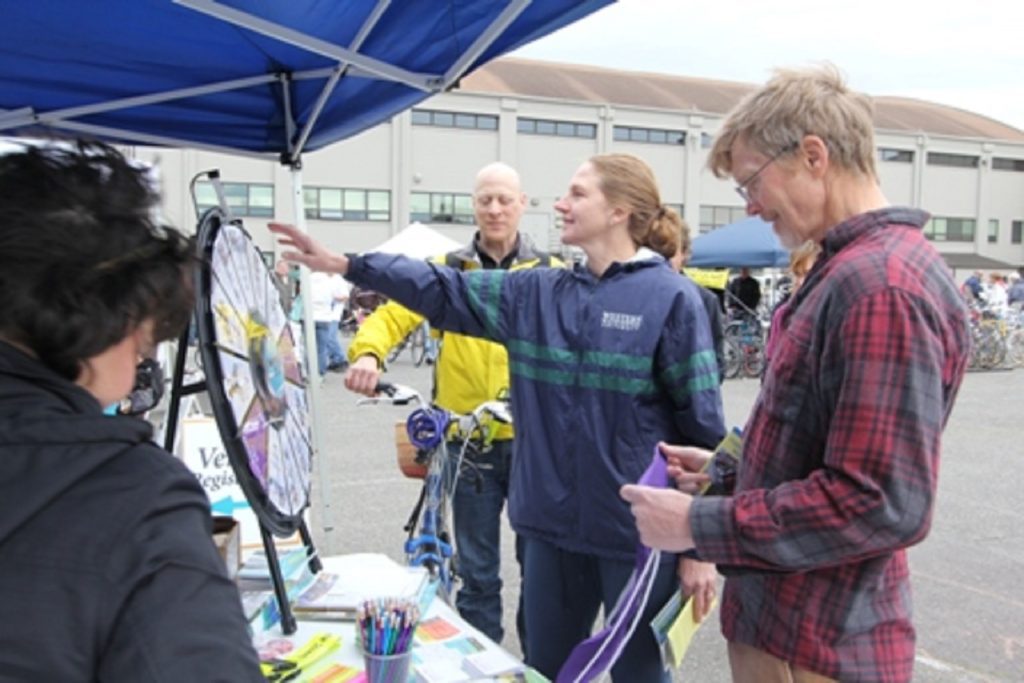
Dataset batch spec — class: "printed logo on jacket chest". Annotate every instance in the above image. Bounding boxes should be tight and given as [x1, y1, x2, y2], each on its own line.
[601, 311, 643, 331]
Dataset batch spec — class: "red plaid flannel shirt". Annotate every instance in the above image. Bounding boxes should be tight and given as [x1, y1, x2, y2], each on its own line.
[690, 208, 970, 682]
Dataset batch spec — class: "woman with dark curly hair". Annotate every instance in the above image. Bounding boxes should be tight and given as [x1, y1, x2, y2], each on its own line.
[0, 141, 262, 680]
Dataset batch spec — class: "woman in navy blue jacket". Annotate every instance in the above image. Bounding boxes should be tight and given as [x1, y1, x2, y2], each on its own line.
[273, 154, 725, 682]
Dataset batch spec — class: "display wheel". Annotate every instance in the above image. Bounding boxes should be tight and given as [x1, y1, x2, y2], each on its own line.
[194, 208, 313, 536]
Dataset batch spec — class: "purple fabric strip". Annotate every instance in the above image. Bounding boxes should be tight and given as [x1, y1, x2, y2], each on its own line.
[556, 448, 669, 683]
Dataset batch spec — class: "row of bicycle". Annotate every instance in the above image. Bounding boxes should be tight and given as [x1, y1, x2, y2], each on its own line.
[725, 303, 1024, 378]
[967, 302, 1024, 371]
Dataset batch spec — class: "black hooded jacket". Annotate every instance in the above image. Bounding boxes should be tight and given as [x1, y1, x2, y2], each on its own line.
[0, 341, 261, 681]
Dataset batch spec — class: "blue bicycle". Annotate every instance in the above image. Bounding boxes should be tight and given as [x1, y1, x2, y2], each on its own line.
[357, 382, 512, 602]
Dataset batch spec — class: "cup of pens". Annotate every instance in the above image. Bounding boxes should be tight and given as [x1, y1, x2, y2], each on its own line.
[357, 597, 419, 683]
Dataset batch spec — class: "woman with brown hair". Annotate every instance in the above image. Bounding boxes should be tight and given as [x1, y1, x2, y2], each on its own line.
[272, 153, 725, 682]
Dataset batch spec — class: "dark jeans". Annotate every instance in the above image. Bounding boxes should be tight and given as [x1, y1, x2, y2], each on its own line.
[520, 535, 676, 683]
[449, 439, 520, 645]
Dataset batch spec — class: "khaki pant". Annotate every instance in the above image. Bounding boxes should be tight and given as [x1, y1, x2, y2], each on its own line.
[728, 641, 838, 683]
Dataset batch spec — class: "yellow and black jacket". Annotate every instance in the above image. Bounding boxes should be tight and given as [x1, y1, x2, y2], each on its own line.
[348, 233, 560, 441]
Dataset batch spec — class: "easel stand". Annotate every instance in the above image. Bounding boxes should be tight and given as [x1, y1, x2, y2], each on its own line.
[163, 327, 320, 635]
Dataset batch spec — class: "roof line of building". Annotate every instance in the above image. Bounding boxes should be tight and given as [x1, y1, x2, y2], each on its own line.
[458, 57, 1024, 144]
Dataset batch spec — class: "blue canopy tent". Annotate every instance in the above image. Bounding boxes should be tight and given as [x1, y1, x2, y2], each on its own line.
[0, 0, 612, 539]
[689, 216, 790, 268]
[0, 0, 611, 157]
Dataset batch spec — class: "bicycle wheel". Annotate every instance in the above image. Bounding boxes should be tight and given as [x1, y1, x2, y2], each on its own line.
[1006, 328, 1024, 368]
[387, 337, 406, 364]
[410, 324, 428, 367]
[743, 343, 765, 378]
[976, 326, 1006, 370]
[721, 339, 741, 380]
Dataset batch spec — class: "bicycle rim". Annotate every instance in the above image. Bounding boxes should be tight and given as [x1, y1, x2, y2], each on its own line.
[412, 329, 427, 367]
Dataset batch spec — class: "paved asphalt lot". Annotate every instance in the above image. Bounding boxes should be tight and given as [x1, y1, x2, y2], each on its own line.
[307, 357, 1024, 682]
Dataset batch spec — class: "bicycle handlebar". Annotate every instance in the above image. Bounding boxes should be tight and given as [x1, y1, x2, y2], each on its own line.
[356, 382, 512, 427]
[354, 381, 424, 406]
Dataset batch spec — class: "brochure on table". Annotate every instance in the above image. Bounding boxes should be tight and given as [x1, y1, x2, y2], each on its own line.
[251, 553, 537, 682]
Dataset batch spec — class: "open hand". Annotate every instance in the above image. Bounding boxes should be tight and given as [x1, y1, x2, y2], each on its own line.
[268, 222, 349, 274]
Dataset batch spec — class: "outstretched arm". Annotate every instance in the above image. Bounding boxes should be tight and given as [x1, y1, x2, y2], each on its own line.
[270, 222, 515, 344]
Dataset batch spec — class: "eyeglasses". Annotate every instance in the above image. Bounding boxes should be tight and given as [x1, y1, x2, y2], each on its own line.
[734, 143, 798, 204]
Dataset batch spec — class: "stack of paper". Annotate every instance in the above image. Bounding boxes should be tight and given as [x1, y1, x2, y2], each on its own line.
[293, 554, 429, 619]
[462, 647, 526, 678]
[650, 591, 716, 670]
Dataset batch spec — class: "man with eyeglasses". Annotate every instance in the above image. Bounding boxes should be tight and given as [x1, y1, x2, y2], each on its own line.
[621, 65, 970, 682]
[345, 162, 559, 647]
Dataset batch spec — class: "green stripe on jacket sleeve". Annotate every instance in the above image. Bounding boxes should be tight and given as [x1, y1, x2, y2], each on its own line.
[661, 349, 720, 399]
[465, 270, 506, 338]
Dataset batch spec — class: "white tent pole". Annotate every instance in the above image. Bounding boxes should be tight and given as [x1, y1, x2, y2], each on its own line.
[289, 167, 333, 541]
[175, 0, 437, 91]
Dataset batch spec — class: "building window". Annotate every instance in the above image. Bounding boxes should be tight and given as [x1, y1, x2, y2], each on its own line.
[195, 181, 274, 217]
[517, 117, 596, 139]
[303, 187, 390, 221]
[988, 219, 999, 244]
[411, 108, 498, 131]
[879, 148, 914, 163]
[701, 132, 714, 149]
[612, 126, 686, 145]
[1012, 220, 1023, 245]
[992, 157, 1024, 172]
[924, 217, 976, 242]
[410, 191, 475, 225]
[926, 152, 979, 168]
[666, 203, 684, 218]
[699, 205, 747, 234]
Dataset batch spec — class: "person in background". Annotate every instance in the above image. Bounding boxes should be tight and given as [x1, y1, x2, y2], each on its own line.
[671, 222, 725, 385]
[344, 161, 558, 646]
[983, 272, 1008, 318]
[726, 267, 762, 316]
[622, 65, 970, 683]
[1008, 267, 1024, 307]
[272, 153, 725, 683]
[274, 259, 295, 311]
[763, 239, 820, 367]
[961, 269, 983, 303]
[0, 141, 261, 680]
[310, 270, 350, 375]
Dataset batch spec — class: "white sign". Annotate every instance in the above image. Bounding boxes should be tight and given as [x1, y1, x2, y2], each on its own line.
[178, 416, 301, 553]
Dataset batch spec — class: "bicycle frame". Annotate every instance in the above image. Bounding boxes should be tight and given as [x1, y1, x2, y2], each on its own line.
[356, 382, 511, 601]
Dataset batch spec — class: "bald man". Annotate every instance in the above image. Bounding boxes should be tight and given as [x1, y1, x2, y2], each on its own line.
[345, 162, 560, 645]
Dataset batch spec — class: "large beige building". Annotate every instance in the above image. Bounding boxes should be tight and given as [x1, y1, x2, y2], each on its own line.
[136, 58, 1024, 276]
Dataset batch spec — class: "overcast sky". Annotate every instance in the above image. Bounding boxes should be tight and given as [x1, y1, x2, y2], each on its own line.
[510, 0, 1024, 132]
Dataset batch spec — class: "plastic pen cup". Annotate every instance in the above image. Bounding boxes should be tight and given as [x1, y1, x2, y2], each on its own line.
[361, 647, 413, 683]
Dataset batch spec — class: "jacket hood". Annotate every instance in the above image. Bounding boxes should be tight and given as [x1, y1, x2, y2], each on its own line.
[571, 247, 669, 282]
[0, 341, 155, 545]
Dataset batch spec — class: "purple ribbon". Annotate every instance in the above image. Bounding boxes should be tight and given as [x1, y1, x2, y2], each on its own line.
[556, 448, 669, 683]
